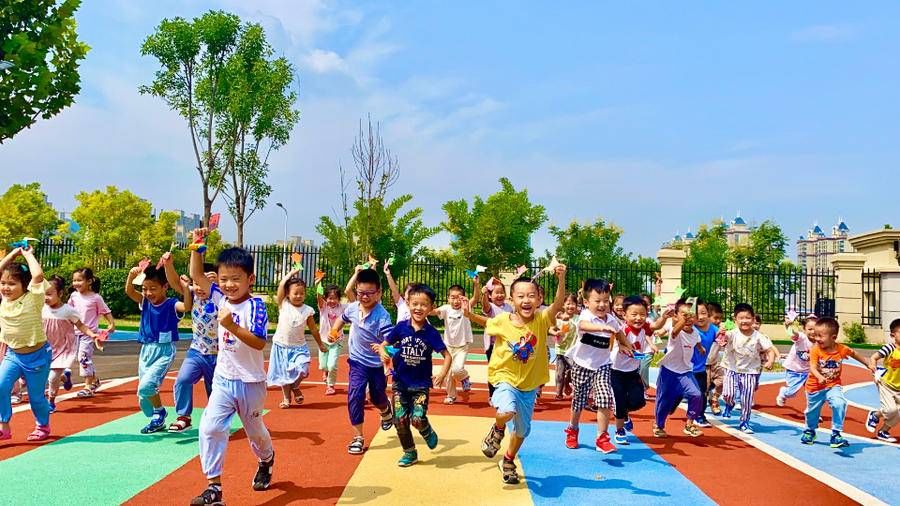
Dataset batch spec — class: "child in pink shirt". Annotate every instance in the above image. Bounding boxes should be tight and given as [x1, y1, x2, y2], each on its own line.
[776, 315, 817, 407]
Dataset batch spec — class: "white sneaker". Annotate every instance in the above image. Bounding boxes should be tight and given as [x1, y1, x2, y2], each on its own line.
[775, 395, 785, 407]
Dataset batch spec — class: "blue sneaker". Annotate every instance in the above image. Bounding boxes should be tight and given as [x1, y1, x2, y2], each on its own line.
[141, 408, 167, 434]
[865, 410, 879, 433]
[738, 422, 754, 434]
[800, 429, 816, 445]
[829, 431, 849, 449]
[623, 417, 634, 432]
[614, 428, 629, 445]
[424, 429, 439, 450]
[461, 377, 472, 392]
[48, 400, 57, 414]
[722, 405, 733, 418]
[876, 430, 897, 443]
[62, 370, 73, 391]
[398, 450, 418, 467]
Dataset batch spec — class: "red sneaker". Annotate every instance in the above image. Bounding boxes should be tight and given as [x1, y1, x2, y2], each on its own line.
[595, 432, 617, 454]
[564, 426, 579, 449]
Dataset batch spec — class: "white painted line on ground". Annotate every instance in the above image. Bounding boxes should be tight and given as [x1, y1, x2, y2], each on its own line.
[12, 376, 138, 414]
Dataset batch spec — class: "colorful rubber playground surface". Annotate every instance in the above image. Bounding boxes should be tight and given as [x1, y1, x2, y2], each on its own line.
[1, 355, 896, 505]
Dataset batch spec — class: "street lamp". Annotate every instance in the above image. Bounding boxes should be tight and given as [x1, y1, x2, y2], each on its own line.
[275, 202, 288, 247]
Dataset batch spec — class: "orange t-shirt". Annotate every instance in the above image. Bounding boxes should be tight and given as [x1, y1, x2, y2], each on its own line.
[805, 344, 853, 393]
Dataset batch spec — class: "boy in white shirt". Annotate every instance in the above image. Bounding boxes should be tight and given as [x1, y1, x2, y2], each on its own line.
[434, 283, 478, 404]
[654, 300, 705, 438]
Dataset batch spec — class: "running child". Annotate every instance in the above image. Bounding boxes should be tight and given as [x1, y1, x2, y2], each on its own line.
[268, 269, 326, 408]
[328, 268, 395, 455]
[69, 267, 115, 397]
[42, 275, 100, 413]
[169, 261, 222, 433]
[551, 293, 579, 400]
[385, 261, 413, 322]
[776, 314, 817, 408]
[124, 254, 192, 434]
[705, 302, 726, 415]
[0, 247, 53, 442]
[691, 300, 718, 428]
[190, 239, 276, 504]
[653, 299, 705, 438]
[480, 278, 513, 398]
[317, 284, 347, 395]
[866, 318, 900, 443]
[433, 281, 478, 404]
[373, 283, 451, 466]
[564, 279, 634, 453]
[801, 317, 874, 448]
[474, 264, 567, 484]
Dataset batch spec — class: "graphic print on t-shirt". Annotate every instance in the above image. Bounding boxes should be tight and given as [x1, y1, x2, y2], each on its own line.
[580, 332, 611, 349]
[797, 350, 810, 362]
[397, 334, 429, 367]
[818, 357, 842, 382]
[223, 312, 240, 351]
[509, 331, 538, 363]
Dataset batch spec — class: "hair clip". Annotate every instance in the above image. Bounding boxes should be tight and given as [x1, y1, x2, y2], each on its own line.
[20, 264, 29, 272]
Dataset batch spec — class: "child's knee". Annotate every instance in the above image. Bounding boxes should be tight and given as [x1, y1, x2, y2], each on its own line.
[411, 415, 427, 430]
[138, 379, 160, 398]
[830, 397, 847, 411]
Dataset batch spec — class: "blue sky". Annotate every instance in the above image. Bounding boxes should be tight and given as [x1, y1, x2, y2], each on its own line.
[2, 1, 899, 258]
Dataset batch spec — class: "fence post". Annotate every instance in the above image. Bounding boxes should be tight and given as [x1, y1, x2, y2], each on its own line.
[829, 253, 866, 339]
[656, 248, 686, 300]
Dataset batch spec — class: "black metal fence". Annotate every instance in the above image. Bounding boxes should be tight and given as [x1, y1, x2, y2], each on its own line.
[682, 266, 836, 323]
[862, 269, 881, 326]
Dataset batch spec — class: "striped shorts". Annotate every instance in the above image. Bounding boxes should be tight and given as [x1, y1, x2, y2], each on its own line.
[723, 369, 760, 423]
[571, 363, 614, 412]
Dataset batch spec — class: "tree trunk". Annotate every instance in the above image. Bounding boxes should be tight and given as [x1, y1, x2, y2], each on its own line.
[202, 184, 213, 228]
[235, 208, 244, 246]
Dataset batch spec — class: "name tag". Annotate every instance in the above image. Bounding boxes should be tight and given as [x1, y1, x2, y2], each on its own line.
[581, 333, 611, 349]
[159, 331, 172, 344]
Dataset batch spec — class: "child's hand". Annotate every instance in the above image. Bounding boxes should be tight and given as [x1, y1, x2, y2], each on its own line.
[160, 251, 174, 266]
[217, 307, 235, 329]
[192, 228, 208, 242]
[179, 275, 191, 293]
[763, 360, 774, 371]
[554, 263, 567, 279]
[128, 266, 143, 278]
[432, 374, 446, 389]
[328, 329, 340, 343]
[93, 337, 104, 351]
[318, 342, 328, 353]
[354, 264, 363, 274]
[383, 262, 391, 274]
[696, 344, 706, 356]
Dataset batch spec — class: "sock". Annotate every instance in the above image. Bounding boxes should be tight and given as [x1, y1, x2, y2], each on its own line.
[504, 452, 514, 462]
[208, 483, 222, 492]
[494, 423, 505, 431]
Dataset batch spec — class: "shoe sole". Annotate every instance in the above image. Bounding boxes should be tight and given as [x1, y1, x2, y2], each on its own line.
[398, 460, 418, 467]
[830, 444, 849, 449]
[596, 447, 617, 454]
[141, 425, 167, 434]
[498, 460, 519, 484]
[865, 412, 878, 433]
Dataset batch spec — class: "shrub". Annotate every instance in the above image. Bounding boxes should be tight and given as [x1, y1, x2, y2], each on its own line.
[842, 321, 867, 344]
[96, 268, 139, 318]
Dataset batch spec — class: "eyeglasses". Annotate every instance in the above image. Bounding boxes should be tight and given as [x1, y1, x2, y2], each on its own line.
[356, 289, 378, 297]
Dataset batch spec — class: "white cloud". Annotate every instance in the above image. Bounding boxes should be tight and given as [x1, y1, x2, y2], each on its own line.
[304, 49, 347, 74]
[792, 24, 857, 43]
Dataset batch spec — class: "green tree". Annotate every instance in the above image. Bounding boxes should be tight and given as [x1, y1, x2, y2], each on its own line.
[0, 182, 59, 244]
[548, 218, 626, 264]
[69, 186, 155, 267]
[0, 0, 89, 143]
[682, 221, 729, 272]
[729, 220, 788, 270]
[442, 177, 547, 274]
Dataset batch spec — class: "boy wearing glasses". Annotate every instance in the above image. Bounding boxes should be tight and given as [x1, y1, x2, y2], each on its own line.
[329, 268, 395, 455]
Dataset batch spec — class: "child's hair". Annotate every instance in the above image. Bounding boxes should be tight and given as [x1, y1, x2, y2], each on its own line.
[285, 276, 307, 293]
[815, 317, 839, 338]
[754, 314, 762, 324]
[706, 301, 723, 316]
[48, 275, 66, 295]
[890, 318, 900, 334]
[1, 262, 32, 289]
[509, 276, 535, 294]
[73, 267, 101, 292]
[447, 284, 465, 295]
[563, 292, 578, 305]
[407, 283, 436, 304]
[323, 284, 341, 299]
[142, 265, 168, 286]
[622, 295, 648, 312]
[582, 278, 611, 297]
[216, 247, 255, 275]
[733, 302, 755, 317]
[802, 314, 819, 325]
[203, 262, 215, 273]
[613, 294, 625, 304]
[356, 268, 381, 289]
[403, 282, 414, 293]
[640, 293, 653, 305]
[674, 297, 689, 312]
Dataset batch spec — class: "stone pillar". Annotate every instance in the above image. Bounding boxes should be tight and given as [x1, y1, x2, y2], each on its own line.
[657, 249, 686, 299]
[830, 253, 866, 332]
[879, 269, 900, 335]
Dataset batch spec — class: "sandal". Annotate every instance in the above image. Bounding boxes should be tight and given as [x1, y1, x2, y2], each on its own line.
[292, 387, 304, 405]
[347, 435, 366, 455]
[26, 425, 50, 442]
[76, 389, 94, 398]
[278, 399, 291, 409]
[168, 416, 192, 433]
[443, 397, 456, 405]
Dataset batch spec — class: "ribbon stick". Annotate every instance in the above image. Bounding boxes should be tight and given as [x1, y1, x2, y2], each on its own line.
[360, 255, 379, 270]
[291, 252, 303, 271]
[514, 265, 528, 278]
[485, 276, 497, 291]
[9, 237, 38, 249]
[316, 283, 324, 295]
[786, 309, 799, 323]
[465, 269, 477, 279]
[534, 256, 561, 279]
[686, 296, 698, 315]
[385, 255, 395, 268]
[138, 258, 151, 272]
[94, 329, 111, 351]
[208, 213, 221, 231]
[314, 269, 326, 284]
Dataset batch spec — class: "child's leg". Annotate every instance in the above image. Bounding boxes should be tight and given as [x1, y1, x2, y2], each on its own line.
[735, 373, 759, 423]
[280, 385, 293, 404]
[202, 355, 216, 398]
[77, 336, 96, 386]
[410, 390, 434, 438]
[639, 354, 652, 390]
[679, 372, 703, 422]
[555, 356, 568, 397]
[366, 364, 390, 411]
[569, 364, 595, 427]
[137, 344, 175, 417]
[779, 370, 807, 400]
[18, 346, 52, 427]
[47, 368, 63, 400]
[611, 369, 629, 427]
[0, 355, 24, 430]
[393, 389, 415, 451]
[722, 369, 738, 408]
[804, 390, 827, 430]
[624, 369, 647, 415]
[878, 383, 900, 430]
[347, 361, 368, 436]
[493, 383, 536, 459]
[592, 366, 614, 432]
[825, 386, 848, 432]
[325, 345, 340, 386]
[199, 379, 238, 481]
[236, 380, 274, 463]
[174, 351, 206, 417]
[693, 370, 708, 415]
[655, 367, 679, 428]
[445, 348, 459, 400]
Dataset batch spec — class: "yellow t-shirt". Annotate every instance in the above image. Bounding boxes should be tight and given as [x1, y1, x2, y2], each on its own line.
[882, 345, 900, 391]
[486, 310, 552, 391]
[0, 279, 49, 349]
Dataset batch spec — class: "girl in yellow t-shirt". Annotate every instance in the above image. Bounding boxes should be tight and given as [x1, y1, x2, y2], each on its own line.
[0, 246, 53, 442]
[865, 318, 900, 443]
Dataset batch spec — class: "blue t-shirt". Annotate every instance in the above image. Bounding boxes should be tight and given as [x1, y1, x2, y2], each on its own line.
[138, 297, 181, 344]
[342, 301, 395, 368]
[692, 323, 719, 373]
[386, 320, 447, 390]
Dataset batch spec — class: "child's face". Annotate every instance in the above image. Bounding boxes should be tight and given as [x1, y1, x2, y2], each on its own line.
[563, 298, 578, 316]
[510, 281, 540, 320]
[710, 311, 723, 326]
[448, 289, 465, 310]
[891, 329, 900, 346]
[194, 272, 217, 300]
[612, 298, 624, 317]
[816, 326, 837, 347]
[355, 282, 381, 310]
[753, 319, 762, 331]
[694, 304, 709, 327]
[72, 272, 89, 293]
[0, 271, 25, 300]
[217, 265, 255, 302]
[141, 279, 168, 305]
[44, 284, 62, 307]
[407, 292, 434, 325]
[287, 283, 306, 307]
[490, 284, 506, 305]
[624, 303, 648, 328]
[325, 292, 340, 307]
[678, 305, 695, 328]
[585, 290, 610, 318]
[735, 310, 754, 332]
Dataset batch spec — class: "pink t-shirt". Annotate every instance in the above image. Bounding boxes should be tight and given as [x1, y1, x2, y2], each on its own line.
[782, 332, 813, 373]
[484, 302, 514, 350]
[68, 291, 111, 334]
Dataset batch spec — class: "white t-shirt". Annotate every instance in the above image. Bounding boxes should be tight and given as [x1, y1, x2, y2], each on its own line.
[216, 296, 269, 383]
[613, 323, 652, 372]
[659, 328, 700, 374]
[319, 302, 348, 343]
[720, 329, 773, 374]
[396, 297, 411, 323]
[437, 304, 473, 347]
[484, 302, 514, 350]
[569, 309, 621, 370]
[273, 301, 314, 347]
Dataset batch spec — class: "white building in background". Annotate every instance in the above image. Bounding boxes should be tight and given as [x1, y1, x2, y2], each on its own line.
[276, 235, 316, 250]
[174, 210, 202, 244]
[796, 219, 852, 271]
[667, 213, 750, 250]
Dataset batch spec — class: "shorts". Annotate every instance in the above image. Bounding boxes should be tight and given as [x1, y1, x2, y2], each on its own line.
[491, 382, 538, 438]
[571, 363, 614, 412]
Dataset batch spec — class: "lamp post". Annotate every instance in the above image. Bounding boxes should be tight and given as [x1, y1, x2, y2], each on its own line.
[275, 202, 288, 247]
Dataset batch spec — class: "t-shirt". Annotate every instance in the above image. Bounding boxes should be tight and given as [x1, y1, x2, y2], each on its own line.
[436, 304, 473, 347]
[138, 297, 181, 344]
[386, 320, 447, 389]
[483, 302, 514, 350]
[0, 279, 49, 349]
[343, 302, 395, 369]
[396, 297, 411, 323]
[216, 296, 269, 383]
[806, 344, 853, 393]
[68, 291, 111, 334]
[486, 310, 552, 391]
[319, 302, 347, 343]
[191, 284, 224, 355]
[273, 301, 315, 347]
[659, 328, 700, 374]
[782, 332, 813, 373]
[879, 343, 900, 391]
[692, 324, 719, 373]
[42, 304, 81, 354]
[720, 330, 773, 374]
[613, 323, 652, 372]
[555, 315, 579, 356]
[569, 309, 621, 370]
